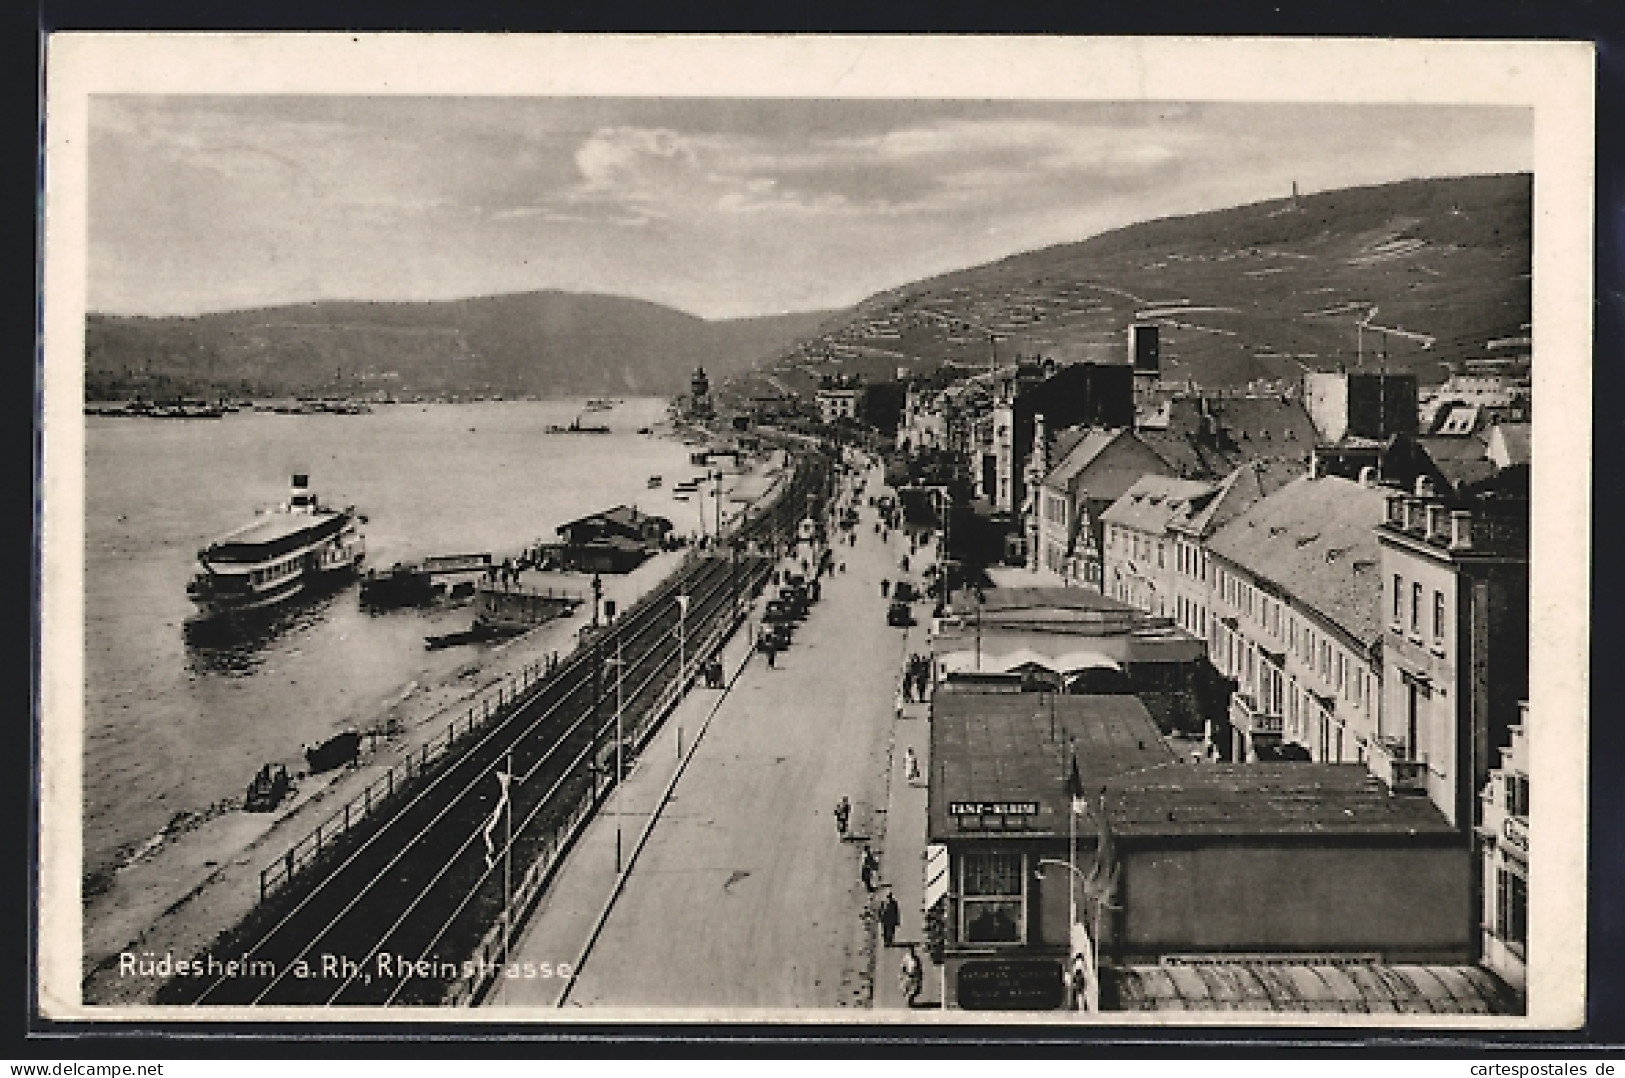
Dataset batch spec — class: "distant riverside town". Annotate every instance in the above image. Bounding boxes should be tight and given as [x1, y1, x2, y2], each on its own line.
[687, 312, 1531, 1013]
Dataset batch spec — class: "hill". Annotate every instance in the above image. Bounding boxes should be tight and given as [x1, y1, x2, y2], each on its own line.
[746, 173, 1530, 397]
[85, 291, 840, 400]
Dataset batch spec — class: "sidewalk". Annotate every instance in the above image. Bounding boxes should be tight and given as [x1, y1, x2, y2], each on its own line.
[489, 604, 761, 1007]
[872, 556, 942, 1011]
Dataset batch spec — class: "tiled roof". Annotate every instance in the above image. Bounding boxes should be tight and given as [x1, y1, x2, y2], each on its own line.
[1206, 476, 1387, 647]
[1134, 429, 1225, 480]
[1416, 434, 1488, 463]
[1489, 422, 1531, 466]
[1041, 428, 1126, 490]
[1169, 458, 1305, 539]
[929, 692, 1176, 841]
[1102, 763, 1456, 837]
[1101, 476, 1217, 533]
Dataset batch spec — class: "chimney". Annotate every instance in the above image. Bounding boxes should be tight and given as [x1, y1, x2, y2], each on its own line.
[1359, 466, 1378, 488]
[1449, 509, 1474, 552]
[1425, 503, 1448, 542]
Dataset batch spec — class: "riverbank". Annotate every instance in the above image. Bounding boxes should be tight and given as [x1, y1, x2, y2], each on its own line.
[78, 453, 781, 1008]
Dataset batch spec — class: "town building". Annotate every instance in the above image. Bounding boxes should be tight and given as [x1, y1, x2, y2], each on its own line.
[815, 386, 859, 425]
[1162, 458, 1305, 646]
[551, 506, 674, 573]
[1477, 705, 1528, 997]
[1203, 471, 1388, 764]
[995, 361, 1135, 518]
[1302, 370, 1420, 445]
[1372, 480, 1529, 829]
[926, 688, 1176, 1010]
[1033, 428, 1174, 589]
[930, 586, 1225, 742]
[1099, 475, 1218, 618]
[1097, 763, 1471, 967]
[927, 688, 1475, 1010]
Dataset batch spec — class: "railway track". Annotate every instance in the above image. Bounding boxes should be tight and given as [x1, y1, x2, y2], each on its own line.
[162, 451, 831, 1006]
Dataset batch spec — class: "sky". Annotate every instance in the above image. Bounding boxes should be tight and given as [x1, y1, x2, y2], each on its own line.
[87, 97, 1532, 320]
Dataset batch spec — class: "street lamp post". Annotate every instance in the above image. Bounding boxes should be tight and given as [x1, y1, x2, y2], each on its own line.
[605, 637, 626, 874]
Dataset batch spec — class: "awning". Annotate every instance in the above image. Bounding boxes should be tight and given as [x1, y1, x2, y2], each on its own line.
[937, 648, 1122, 677]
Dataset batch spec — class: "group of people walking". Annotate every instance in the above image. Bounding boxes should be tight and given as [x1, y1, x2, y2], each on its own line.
[900, 653, 931, 703]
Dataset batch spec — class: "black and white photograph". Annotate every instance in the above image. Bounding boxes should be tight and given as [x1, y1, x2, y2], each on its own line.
[37, 35, 1591, 1026]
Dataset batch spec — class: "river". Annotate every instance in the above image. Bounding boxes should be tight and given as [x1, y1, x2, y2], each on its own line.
[82, 398, 711, 888]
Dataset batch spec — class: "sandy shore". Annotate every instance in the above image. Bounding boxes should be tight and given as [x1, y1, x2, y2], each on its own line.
[79, 458, 775, 1008]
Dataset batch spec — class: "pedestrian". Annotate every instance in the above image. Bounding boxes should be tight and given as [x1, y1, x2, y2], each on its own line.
[880, 578, 890, 599]
[902, 676, 914, 704]
[766, 644, 776, 669]
[834, 795, 851, 836]
[839, 561, 846, 573]
[905, 746, 920, 782]
[860, 846, 879, 892]
[900, 554, 910, 573]
[879, 891, 901, 947]
[900, 945, 923, 1007]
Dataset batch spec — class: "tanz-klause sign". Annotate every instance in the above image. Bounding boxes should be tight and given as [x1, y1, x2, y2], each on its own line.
[949, 801, 1039, 817]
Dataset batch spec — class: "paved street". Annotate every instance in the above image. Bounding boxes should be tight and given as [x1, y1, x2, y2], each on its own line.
[497, 463, 913, 1010]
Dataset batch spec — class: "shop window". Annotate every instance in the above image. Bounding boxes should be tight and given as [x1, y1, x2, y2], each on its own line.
[960, 852, 1025, 944]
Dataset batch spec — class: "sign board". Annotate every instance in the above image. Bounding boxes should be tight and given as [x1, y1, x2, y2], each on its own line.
[949, 801, 1038, 817]
[957, 960, 1064, 1011]
[924, 844, 949, 907]
[1502, 815, 1529, 857]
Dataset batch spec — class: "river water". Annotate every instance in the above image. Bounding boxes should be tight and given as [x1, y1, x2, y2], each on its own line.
[82, 399, 709, 887]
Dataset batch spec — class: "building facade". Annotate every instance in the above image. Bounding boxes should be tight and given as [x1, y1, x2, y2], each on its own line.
[1302, 370, 1420, 445]
[1203, 473, 1387, 764]
[1034, 429, 1173, 589]
[1100, 476, 1217, 618]
[1373, 483, 1530, 828]
[815, 387, 859, 425]
[1477, 707, 1528, 996]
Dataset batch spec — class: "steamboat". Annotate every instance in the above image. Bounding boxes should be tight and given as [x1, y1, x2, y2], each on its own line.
[185, 474, 366, 627]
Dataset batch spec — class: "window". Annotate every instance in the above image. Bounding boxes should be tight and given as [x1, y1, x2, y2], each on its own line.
[1393, 574, 1404, 624]
[1411, 582, 1423, 635]
[1496, 866, 1528, 950]
[1505, 773, 1530, 817]
[1320, 641, 1331, 680]
[1433, 590, 1446, 642]
[960, 852, 1025, 944]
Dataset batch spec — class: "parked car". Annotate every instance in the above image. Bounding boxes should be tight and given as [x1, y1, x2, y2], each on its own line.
[887, 601, 915, 627]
